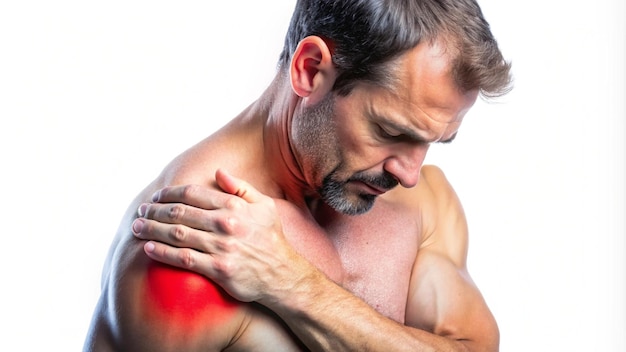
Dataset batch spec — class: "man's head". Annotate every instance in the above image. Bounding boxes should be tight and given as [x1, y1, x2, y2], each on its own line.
[292, 90, 401, 215]
[282, 0, 512, 215]
[279, 0, 512, 99]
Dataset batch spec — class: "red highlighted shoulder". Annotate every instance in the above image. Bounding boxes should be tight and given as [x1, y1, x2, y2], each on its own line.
[143, 261, 240, 334]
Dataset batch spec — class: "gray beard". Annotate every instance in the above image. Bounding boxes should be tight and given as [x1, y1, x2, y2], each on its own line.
[295, 93, 399, 215]
[319, 166, 399, 215]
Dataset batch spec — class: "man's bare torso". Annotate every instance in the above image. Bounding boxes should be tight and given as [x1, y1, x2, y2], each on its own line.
[225, 195, 423, 350]
[90, 122, 432, 351]
[196, 121, 424, 317]
[188, 126, 424, 347]
[276, 193, 421, 322]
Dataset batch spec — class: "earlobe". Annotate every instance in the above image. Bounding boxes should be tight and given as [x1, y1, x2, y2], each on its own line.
[289, 36, 336, 104]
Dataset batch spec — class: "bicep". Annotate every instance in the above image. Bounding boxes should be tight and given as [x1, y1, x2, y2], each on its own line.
[406, 250, 499, 350]
[406, 166, 499, 350]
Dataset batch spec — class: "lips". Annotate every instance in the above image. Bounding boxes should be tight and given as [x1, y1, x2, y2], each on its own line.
[353, 180, 387, 195]
[347, 170, 399, 196]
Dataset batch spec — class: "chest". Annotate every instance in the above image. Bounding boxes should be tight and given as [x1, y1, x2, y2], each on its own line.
[275, 198, 421, 322]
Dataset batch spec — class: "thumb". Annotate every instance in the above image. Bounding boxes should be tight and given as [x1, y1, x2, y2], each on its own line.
[215, 168, 265, 203]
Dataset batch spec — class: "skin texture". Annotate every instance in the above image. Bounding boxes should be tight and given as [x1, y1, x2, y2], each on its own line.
[83, 38, 499, 351]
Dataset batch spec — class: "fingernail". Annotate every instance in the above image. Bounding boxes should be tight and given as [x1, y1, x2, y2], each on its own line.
[151, 190, 161, 202]
[132, 219, 144, 234]
[145, 242, 155, 253]
[137, 203, 148, 217]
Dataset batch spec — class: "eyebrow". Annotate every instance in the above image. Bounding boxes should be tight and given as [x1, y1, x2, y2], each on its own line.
[383, 120, 458, 145]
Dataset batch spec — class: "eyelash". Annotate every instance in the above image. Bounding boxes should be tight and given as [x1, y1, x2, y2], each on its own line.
[377, 124, 398, 139]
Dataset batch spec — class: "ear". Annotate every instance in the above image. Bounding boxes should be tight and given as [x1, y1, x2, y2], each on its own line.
[289, 36, 337, 106]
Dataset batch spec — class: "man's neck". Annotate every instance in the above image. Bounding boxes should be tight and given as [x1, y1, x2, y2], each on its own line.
[246, 73, 315, 210]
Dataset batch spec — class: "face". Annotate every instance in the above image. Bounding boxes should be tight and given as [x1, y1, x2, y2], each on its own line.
[292, 42, 478, 215]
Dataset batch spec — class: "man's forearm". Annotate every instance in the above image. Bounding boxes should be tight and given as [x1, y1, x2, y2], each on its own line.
[262, 263, 470, 352]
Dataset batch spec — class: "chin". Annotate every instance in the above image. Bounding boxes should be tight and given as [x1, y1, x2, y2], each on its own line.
[326, 192, 377, 216]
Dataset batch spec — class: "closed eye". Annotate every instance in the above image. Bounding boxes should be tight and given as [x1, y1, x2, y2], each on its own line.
[377, 124, 400, 139]
[376, 123, 431, 145]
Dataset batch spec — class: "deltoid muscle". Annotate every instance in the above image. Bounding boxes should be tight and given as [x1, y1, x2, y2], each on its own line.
[143, 261, 240, 334]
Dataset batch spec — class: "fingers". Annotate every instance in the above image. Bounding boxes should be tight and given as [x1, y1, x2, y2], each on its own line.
[152, 184, 241, 210]
[132, 217, 217, 254]
[215, 168, 265, 203]
[150, 170, 266, 212]
[132, 201, 246, 254]
[136, 223, 241, 283]
[137, 201, 238, 232]
[142, 240, 219, 279]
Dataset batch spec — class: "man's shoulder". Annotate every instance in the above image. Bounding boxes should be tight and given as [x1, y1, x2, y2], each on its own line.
[157, 138, 222, 187]
[157, 133, 260, 190]
[86, 237, 248, 351]
[416, 164, 459, 205]
[419, 164, 449, 190]
[415, 165, 469, 263]
[386, 164, 467, 246]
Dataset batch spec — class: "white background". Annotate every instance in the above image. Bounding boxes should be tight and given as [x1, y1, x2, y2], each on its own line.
[0, 1, 623, 351]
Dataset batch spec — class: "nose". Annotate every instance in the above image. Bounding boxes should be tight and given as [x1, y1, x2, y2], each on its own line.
[383, 144, 429, 188]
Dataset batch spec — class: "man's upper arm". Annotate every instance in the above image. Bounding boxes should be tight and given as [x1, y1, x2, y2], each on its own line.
[85, 194, 246, 352]
[405, 165, 499, 351]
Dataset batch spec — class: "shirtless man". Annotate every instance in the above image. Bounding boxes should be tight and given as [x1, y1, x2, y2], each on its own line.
[84, 0, 512, 350]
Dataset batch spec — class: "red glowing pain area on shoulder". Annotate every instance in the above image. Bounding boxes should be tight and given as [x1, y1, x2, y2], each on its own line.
[143, 261, 240, 332]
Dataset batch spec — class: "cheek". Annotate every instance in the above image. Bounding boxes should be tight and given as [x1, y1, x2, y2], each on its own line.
[334, 125, 386, 168]
[333, 110, 378, 158]
[143, 261, 239, 334]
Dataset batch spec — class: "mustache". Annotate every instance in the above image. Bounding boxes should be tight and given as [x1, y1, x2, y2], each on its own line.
[349, 171, 399, 190]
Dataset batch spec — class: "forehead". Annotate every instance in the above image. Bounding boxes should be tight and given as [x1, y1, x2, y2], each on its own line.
[366, 41, 478, 141]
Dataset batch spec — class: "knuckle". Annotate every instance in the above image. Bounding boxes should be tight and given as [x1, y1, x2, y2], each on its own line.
[225, 196, 244, 210]
[167, 204, 185, 221]
[169, 224, 187, 242]
[215, 259, 234, 278]
[181, 184, 200, 201]
[216, 215, 238, 234]
[178, 249, 196, 269]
